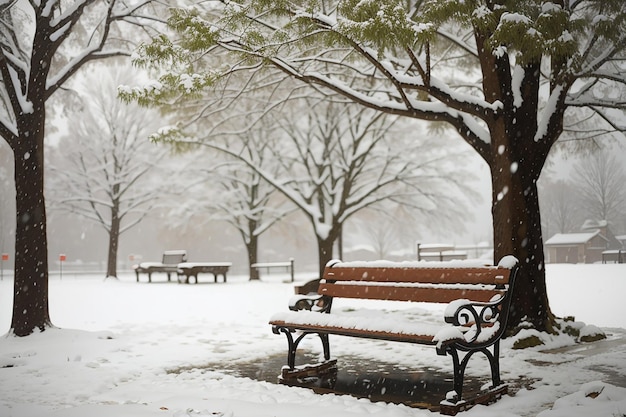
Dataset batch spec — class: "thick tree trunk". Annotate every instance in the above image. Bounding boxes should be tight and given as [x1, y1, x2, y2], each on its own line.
[316, 236, 334, 278]
[106, 206, 120, 278]
[491, 146, 555, 334]
[11, 121, 52, 336]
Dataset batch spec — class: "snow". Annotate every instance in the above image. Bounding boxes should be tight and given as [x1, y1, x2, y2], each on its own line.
[535, 84, 565, 142]
[1, 263, 626, 417]
[497, 255, 518, 269]
[512, 65, 525, 108]
[179, 262, 233, 268]
[270, 309, 443, 337]
[432, 326, 464, 348]
[544, 231, 599, 245]
[500, 13, 532, 25]
[331, 258, 493, 269]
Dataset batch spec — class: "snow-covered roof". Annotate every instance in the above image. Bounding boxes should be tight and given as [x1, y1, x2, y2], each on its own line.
[545, 230, 600, 246]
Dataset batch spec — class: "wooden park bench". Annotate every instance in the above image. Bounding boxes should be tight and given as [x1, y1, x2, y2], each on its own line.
[177, 262, 232, 284]
[269, 256, 519, 415]
[133, 250, 187, 283]
[252, 258, 295, 282]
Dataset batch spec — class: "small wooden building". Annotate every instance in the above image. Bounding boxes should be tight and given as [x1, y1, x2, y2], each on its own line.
[545, 220, 623, 263]
[545, 230, 608, 263]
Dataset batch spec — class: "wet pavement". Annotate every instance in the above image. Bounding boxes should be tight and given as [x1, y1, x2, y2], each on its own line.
[184, 351, 482, 410]
[542, 329, 626, 388]
[542, 329, 626, 357]
[169, 329, 626, 410]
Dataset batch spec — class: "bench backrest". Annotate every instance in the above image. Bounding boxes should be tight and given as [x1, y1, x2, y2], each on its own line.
[162, 250, 187, 265]
[321, 261, 511, 304]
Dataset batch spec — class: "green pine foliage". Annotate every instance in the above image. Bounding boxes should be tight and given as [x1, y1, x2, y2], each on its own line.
[126, 0, 625, 109]
[336, 0, 432, 55]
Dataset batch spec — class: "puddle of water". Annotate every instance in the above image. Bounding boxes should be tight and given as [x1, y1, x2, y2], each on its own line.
[175, 351, 483, 409]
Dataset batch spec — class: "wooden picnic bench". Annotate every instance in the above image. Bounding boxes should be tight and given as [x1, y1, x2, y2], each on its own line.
[177, 262, 232, 284]
[133, 250, 187, 283]
[269, 256, 519, 415]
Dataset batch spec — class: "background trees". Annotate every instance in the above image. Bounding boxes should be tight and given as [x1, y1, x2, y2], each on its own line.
[174, 95, 477, 274]
[538, 144, 626, 240]
[129, 0, 626, 333]
[572, 149, 626, 231]
[168, 126, 295, 281]
[47, 65, 172, 279]
[0, 143, 14, 263]
[539, 179, 583, 239]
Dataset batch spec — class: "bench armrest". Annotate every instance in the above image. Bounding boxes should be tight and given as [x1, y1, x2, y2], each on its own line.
[441, 295, 507, 347]
[288, 294, 332, 313]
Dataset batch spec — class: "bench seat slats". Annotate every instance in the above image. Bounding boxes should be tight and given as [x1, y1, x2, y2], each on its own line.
[325, 267, 509, 286]
[318, 282, 505, 303]
[272, 320, 438, 345]
[270, 311, 442, 344]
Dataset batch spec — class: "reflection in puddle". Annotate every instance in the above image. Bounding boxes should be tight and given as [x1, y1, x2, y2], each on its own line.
[177, 351, 482, 409]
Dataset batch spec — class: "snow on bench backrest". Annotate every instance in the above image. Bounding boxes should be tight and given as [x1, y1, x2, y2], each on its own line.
[161, 250, 187, 265]
[320, 260, 511, 304]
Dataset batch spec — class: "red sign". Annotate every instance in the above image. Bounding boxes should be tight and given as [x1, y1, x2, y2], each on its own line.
[1, 253, 8, 261]
[59, 254, 67, 262]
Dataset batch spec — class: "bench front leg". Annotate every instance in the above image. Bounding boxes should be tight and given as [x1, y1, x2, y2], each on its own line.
[441, 341, 503, 405]
[319, 332, 330, 361]
[273, 326, 298, 369]
[273, 327, 331, 370]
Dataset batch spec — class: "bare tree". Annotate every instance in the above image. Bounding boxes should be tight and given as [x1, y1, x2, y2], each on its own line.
[572, 149, 626, 229]
[357, 211, 403, 260]
[47, 65, 170, 279]
[186, 97, 476, 274]
[0, 1, 169, 336]
[539, 179, 584, 239]
[167, 130, 295, 281]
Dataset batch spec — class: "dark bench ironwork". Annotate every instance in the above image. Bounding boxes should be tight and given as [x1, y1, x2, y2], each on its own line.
[269, 256, 519, 414]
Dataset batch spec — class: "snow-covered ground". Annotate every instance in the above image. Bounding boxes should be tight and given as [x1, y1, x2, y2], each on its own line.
[0, 263, 625, 417]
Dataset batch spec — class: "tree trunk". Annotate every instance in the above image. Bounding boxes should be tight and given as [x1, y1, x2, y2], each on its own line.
[247, 234, 260, 280]
[106, 204, 120, 279]
[336, 226, 343, 260]
[10, 120, 52, 336]
[491, 146, 555, 334]
[316, 236, 335, 278]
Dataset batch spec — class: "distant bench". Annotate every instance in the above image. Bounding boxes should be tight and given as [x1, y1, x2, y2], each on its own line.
[269, 256, 519, 415]
[133, 250, 187, 283]
[133, 251, 231, 284]
[602, 249, 625, 264]
[252, 258, 294, 282]
[177, 262, 232, 284]
[417, 243, 467, 261]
